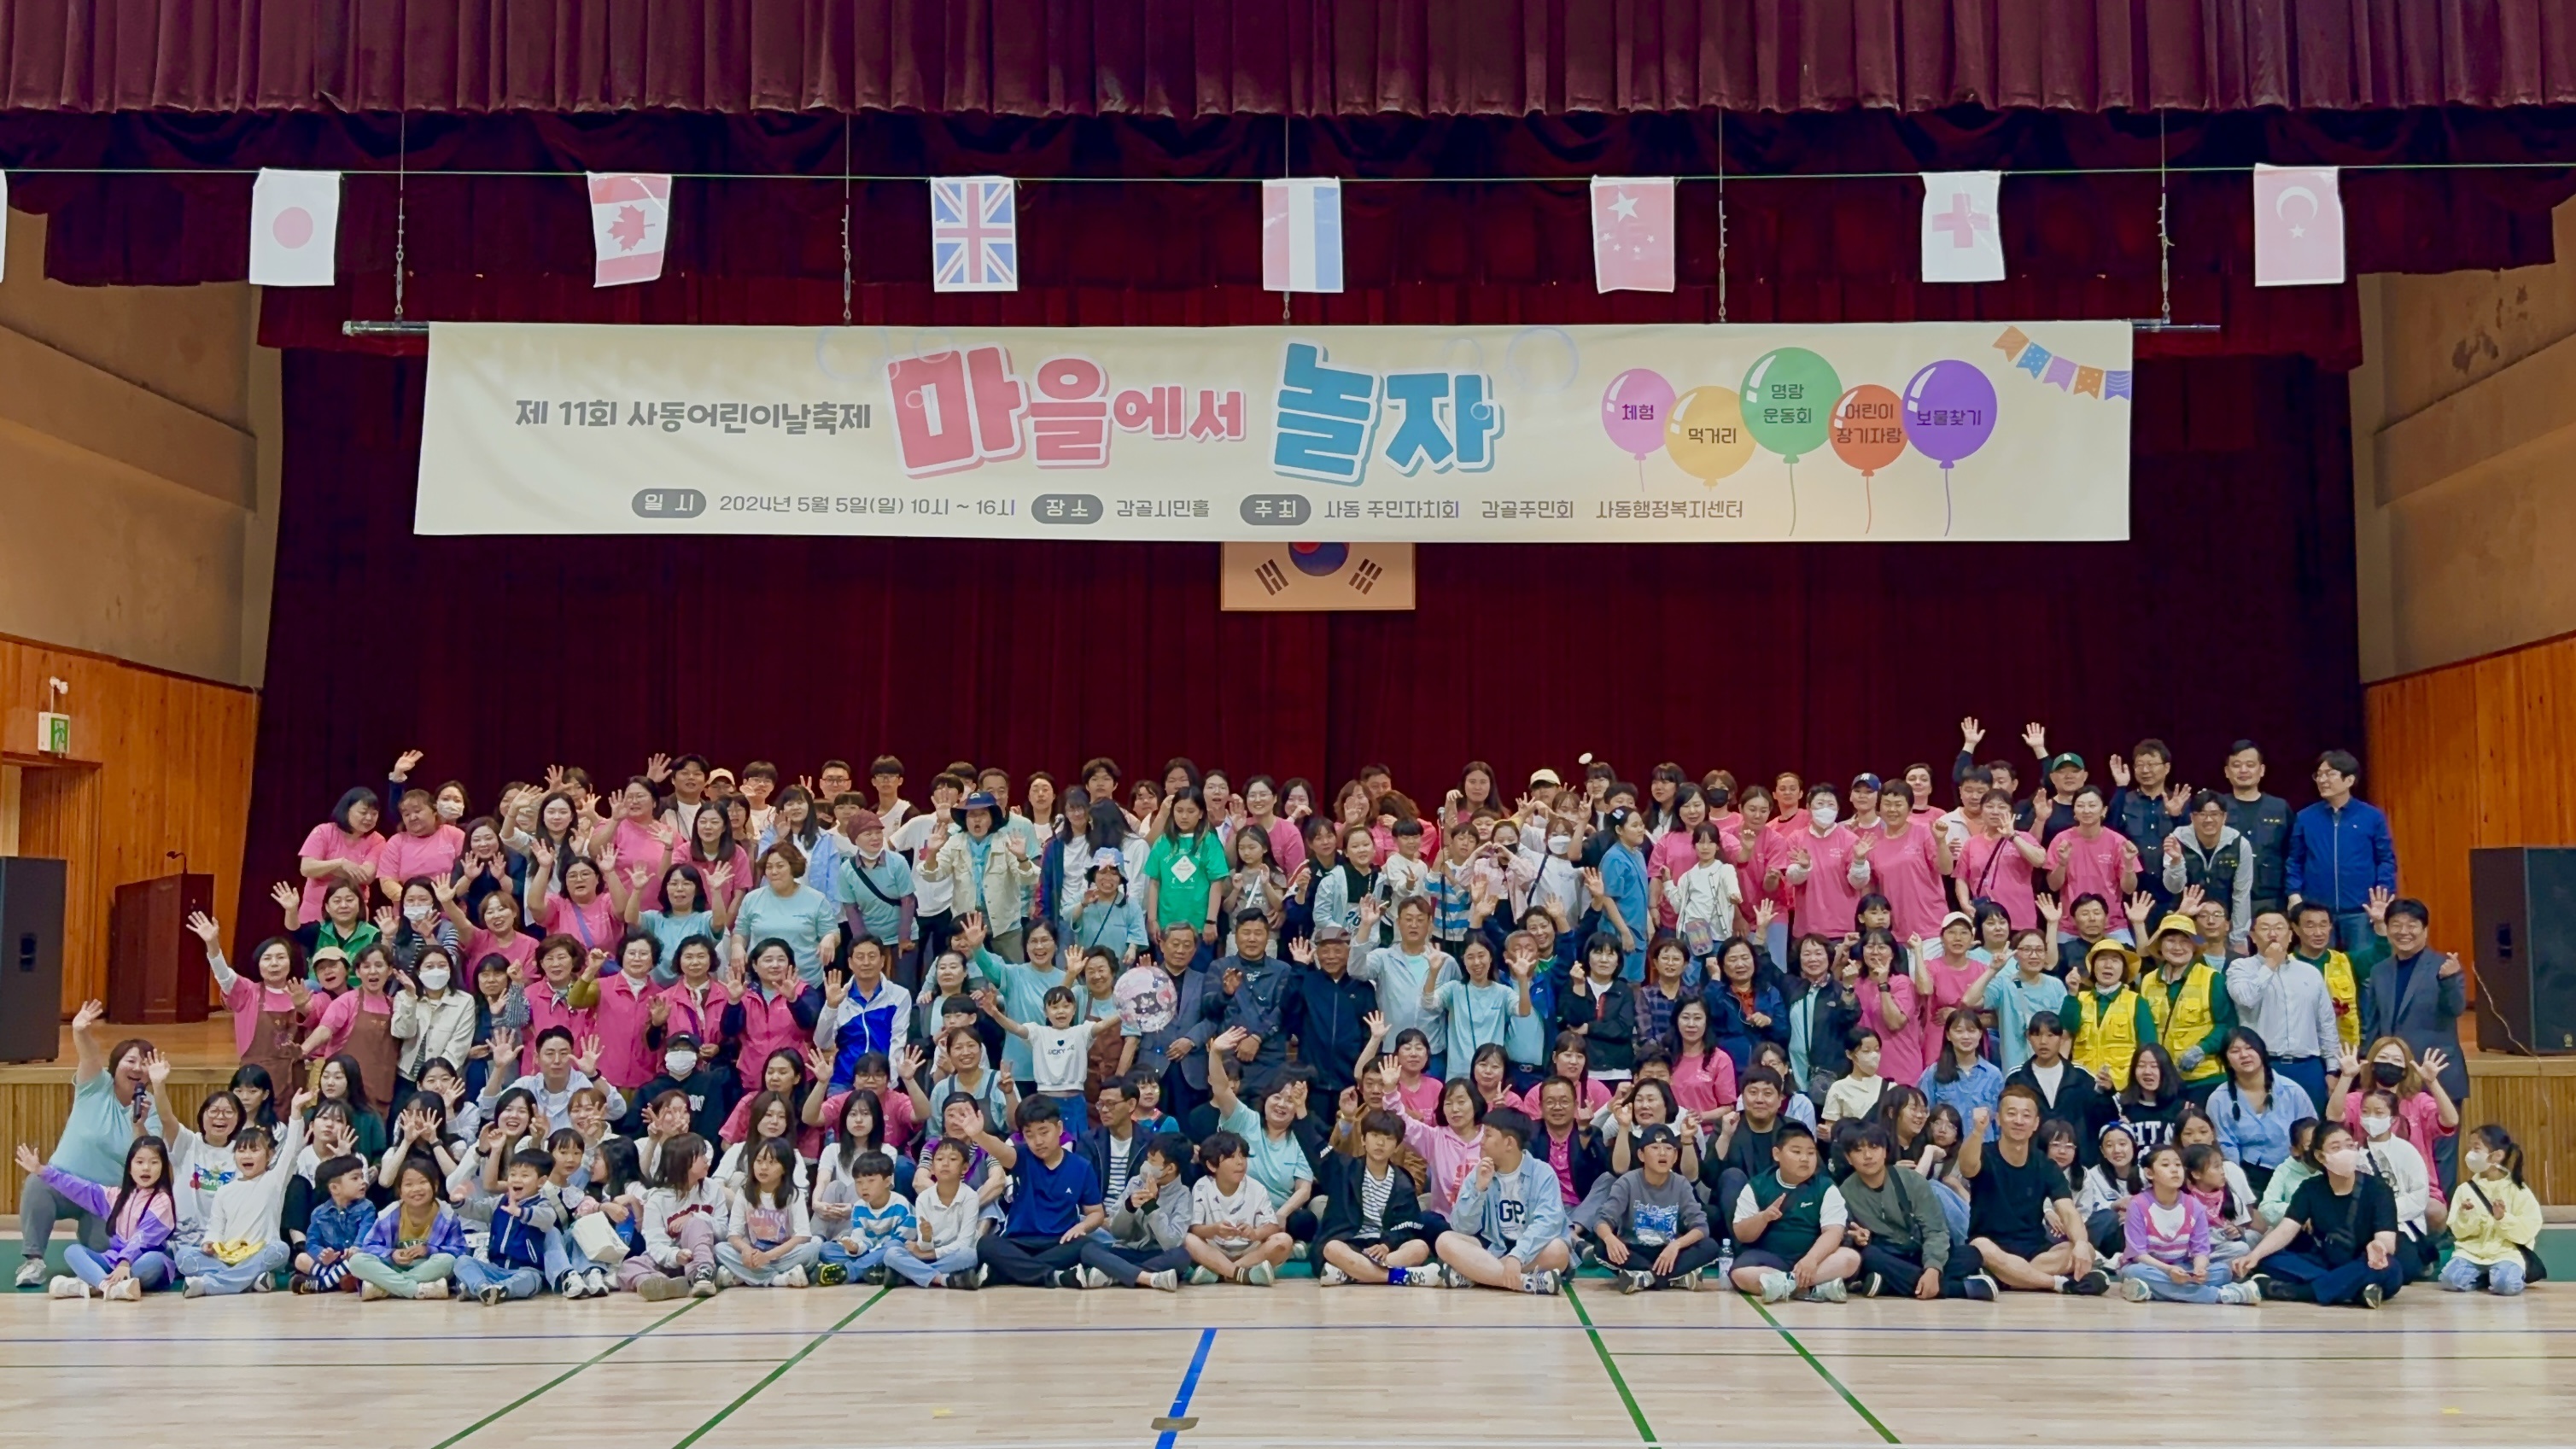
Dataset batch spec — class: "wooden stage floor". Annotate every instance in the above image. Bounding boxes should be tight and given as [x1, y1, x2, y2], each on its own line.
[0, 1277, 2566, 1449]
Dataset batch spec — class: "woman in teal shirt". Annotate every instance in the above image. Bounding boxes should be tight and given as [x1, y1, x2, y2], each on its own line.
[622, 861, 733, 983]
[1142, 789, 1230, 946]
[730, 844, 841, 984]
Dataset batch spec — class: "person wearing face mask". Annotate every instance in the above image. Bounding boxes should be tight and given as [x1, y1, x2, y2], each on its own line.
[2327, 1035, 2459, 1177]
[2345, 1086, 2444, 1279]
[628, 1036, 735, 1141]
[391, 948, 476, 1093]
[1779, 787, 1867, 940]
[2441, 1125, 2543, 1296]
[2349, 893, 2467, 1183]
[2232, 1121, 2404, 1306]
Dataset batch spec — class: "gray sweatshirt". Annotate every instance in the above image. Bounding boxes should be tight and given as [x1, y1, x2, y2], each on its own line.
[1587, 1168, 1708, 1246]
[1838, 1166, 1950, 1265]
[1106, 1177, 1190, 1250]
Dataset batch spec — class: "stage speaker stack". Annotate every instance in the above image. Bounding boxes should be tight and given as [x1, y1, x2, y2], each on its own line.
[2468, 847, 2576, 1055]
[0, 856, 66, 1062]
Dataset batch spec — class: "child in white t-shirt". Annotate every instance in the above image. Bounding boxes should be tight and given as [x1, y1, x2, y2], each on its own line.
[984, 986, 1119, 1136]
[1183, 1130, 1291, 1286]
[1671, 828, 1744, 960]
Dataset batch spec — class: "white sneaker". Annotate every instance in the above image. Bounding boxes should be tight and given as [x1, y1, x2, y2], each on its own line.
[418, 1278, 450, 1300]
[181, 1279, 208, 1299]
[2219, 1282, 2261, 1306]
[1144, 1269, 1180, 1292]
[558, 1274, 589, 1300]
[1241, 1261, 1276, 1288]
[2121, 1275, 2153, 1303]
[359, 1281, 391, 1302]
[16, 1259, 50, 1289]
[586, 1268, 611, 1297]
[780, 1265, 808, 1289]
[1757, 1270, 1795, 1304]
[48, 1276, 89, 1300]
[714, 1267, 739, 1289]
[1317, 1262, 1349, 1286]
[104, 1278, 143, 1302]
[1073, 1265, 1116, 1289]
[1802, 1278, 1847, 1304]
[1522, 1270, 1562, 1296]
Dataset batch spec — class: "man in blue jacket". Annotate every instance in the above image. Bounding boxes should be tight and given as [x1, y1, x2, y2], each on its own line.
[2285, 751, 2397, 952]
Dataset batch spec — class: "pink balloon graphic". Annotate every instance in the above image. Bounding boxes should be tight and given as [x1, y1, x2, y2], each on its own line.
[1601, 368, 1676, 459]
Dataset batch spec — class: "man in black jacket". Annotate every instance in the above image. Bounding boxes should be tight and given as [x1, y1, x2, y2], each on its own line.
[1281, 923, 1379, 1096]
[1075, 1072, 1154, 1210]
[2223, 741, 2293, 917]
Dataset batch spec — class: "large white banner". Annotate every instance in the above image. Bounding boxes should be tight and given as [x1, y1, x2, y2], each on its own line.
[416, 320, 2132, 542]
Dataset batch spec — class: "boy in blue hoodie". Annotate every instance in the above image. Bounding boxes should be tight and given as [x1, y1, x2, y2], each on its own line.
[456, 1148, 561, 1304]
[1434, 1107, 1570, 1294]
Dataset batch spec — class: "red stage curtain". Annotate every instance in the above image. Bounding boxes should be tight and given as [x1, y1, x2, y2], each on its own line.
[236, 348, 2357, 934]
[7, 0, 2576, 114]
[10, 110, 2572, 370]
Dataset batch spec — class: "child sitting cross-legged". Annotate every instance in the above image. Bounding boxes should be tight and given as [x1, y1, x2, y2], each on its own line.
[13, 1138, 177, 1300]
[1586, 1122, 1721, 1293]
[1185, 1131, 1292, 1287]
[2119, 1143, 2258, 1305]
[816, 1150, 913, 1286]
[348, 1158, 464, 1300]
[1432, 1107, 1572, 1295]
[718, 1139, 818, 1288]
[1100, 1132, 1196, 1283]
[1727, 1120, 1860, 1304]
[456, 1148, 562, 1305]
[1315, 1100, 1434, 1287]
[291, 1154, 375, 1293]
[178, 1087, 314, 1297]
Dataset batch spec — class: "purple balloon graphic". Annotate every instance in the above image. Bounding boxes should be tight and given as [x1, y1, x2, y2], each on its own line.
[1601, 368, 1676, 459]
[1900, 359, 1999, 470]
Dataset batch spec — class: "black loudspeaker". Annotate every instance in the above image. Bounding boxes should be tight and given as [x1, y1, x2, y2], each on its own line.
[2469, 847, 2576, 1055]
[0, 856, 67, 1062]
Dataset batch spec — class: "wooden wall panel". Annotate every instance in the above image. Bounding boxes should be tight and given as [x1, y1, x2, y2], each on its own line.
[0, 1075, 224, 1209]
[2463, 1058, 2576, 1205]
[0, 633, 259, 1013]
[2366, 630, 2576, 974]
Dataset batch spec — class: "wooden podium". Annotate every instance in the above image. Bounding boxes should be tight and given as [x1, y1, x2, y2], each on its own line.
[107, 873, 213, 1024]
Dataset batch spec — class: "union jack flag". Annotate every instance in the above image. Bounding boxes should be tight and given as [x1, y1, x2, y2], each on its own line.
[931, 176, 1018, 293]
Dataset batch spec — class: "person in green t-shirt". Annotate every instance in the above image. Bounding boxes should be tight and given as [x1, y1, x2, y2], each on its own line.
[1142, 790, 1230, 948]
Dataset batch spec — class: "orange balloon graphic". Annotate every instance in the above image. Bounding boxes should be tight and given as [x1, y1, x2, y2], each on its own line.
[1829, 384, 1907, 478]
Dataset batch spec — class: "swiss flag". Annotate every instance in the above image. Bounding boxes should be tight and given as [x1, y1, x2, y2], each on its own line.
[1591, 178, 1675, 293]
[589, 173, 671, 288]
[2252, 165, 2344, 287]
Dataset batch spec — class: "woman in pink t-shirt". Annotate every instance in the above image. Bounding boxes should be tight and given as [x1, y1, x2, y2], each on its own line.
[295, 788, 387, 926]
[529, 845, 622, 961]
[1854, 930, 1926, 1085]
[2046, 786, 2143, 938]
[1909, 913, 1998, 1073]
[1647, 786, 1710, 929]
[373, 791, 464, 905]
[603, 777, 678, 909]
[1954, 792, 2047, 926]
[1386, 1029, 1442, 1122]
[443, 883, 540, 982]
[1664, 999, 1738, 1116]
[1856, 782, 1952, 942]
[678, 805, 755, 917]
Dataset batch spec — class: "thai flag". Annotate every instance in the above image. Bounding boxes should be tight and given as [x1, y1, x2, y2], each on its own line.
[931, 176, 1018, 293]
[1263, 178, 1343, 293]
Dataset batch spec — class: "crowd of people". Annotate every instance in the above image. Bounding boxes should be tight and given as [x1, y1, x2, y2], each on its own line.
[11, 727, 2543, 1309]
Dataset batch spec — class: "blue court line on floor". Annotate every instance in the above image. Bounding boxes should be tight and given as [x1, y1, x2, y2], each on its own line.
[2, 1319, 2558, 1347]
[1152, 1329, 1218, 1449]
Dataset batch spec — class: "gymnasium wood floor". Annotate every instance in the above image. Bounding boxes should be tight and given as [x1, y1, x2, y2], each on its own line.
[0, 1277, 2563, 1449]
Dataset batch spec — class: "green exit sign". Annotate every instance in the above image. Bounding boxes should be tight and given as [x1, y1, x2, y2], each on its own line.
[38, 711, 67, 755]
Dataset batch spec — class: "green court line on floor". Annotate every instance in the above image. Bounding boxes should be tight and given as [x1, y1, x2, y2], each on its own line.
[425, 1296, 707, 1449]
[1563, 1284, 1661, 1446]
[669, 1285, 892, 1449]
[1745, 1297, 1901, 1444]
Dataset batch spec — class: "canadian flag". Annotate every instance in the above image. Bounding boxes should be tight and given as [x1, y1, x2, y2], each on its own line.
[589, 173, 672, 288]
[248, 169, 342, 288]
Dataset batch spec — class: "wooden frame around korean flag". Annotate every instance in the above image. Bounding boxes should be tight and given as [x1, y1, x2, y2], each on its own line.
[1219, 543, 1417, 611]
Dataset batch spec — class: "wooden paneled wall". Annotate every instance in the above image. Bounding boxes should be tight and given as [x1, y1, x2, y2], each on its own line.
[2364, 629, 2576, 976]
[0, 633, 259, 1013]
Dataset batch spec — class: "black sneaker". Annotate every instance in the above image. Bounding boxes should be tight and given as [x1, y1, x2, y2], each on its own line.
[1963, 1273, 1999, 1301]
[862, 1265, 892, 1287]
[949, 1266, 983, 1292]
[1860, 1271, 1885, 1299]
[2065, 1268, 2112, 1296]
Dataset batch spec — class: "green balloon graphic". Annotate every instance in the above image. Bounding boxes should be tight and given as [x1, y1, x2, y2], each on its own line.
[1739, 347, 1843, 463]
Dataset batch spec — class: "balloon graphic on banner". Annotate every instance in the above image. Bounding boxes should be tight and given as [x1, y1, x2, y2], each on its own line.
[1828, 385, 1907, 477]
[1600, 368, 1676, 460]
[1662, 386, 1756, 484]
[1738, 348, 1840, 463]
[1900, 360, 1999, 469]
[1901, 359, 2001, 537]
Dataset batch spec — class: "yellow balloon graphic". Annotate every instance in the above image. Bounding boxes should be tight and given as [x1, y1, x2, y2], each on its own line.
[1663, 385, 1757, 485]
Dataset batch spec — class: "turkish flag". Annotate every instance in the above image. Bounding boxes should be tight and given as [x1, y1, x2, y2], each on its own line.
[1591, 178, 1675, 292]
[2253, 165, 2344, 287]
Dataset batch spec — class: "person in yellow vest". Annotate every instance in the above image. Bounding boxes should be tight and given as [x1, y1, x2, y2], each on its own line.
[2070, 939, 2158, 1094]
[2135, 911, 2235, 1104]
[2288, 903, 2363, 1053]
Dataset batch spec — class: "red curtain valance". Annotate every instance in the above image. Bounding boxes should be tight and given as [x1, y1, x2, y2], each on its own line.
[7, 0, 2576, 115]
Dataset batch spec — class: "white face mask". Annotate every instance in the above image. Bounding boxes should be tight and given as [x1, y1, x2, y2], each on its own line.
[436, 799, 465, 821]
[404, 903, 435, 923]
[2464, 1148, 2491, 1174]
[2322, 1147, 2363, 1175]
[1547, 835, 1572, 856]
[2360, 1114, 2394, 1139]
[416, 967, 449, 993]
[1809, 802, 1838, 827]
[664, 1051, 698, 1078]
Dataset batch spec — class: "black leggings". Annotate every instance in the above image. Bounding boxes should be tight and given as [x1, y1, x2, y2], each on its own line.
[1856, 1239, 1987, 1297]
[1603, 1234, 1725, 1279]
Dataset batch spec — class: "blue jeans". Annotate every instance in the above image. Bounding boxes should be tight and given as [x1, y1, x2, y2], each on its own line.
[716, 1239, 820, 1284]
[2330, 910, 2376, 956]
[66, 1246, 172, 1290]
[2441, 1255, 2527, 1295]
[2119, 1260, 2224, 1303]
[540, 1228, 596, 1287]
[453, 1258, 543, 1300]
[1041, 1092, 1089, 1136]
[176, 1242, 287, 1295]
[882, 1242, 979, 1287]
[2271, 1055, 2329, 1119]
[2263, 1248, 2403, 1306]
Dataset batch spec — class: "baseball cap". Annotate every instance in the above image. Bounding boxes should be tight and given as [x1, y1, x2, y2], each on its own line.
[2047, 752, 2085, 774]
[1851, 773, 1883, 792]
[1313, 922, 1353, 944]
[1939, 910, 1975, 932]
[1088, 848, 1126, 874]
[1528, 768, 1564, 787]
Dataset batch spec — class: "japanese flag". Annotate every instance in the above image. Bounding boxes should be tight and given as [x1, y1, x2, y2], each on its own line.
[2253, 165, 2344, 287]
[590, 172, 672, 288]
[248, 169, 341, 288]
[1919, 171, 2005, 283]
